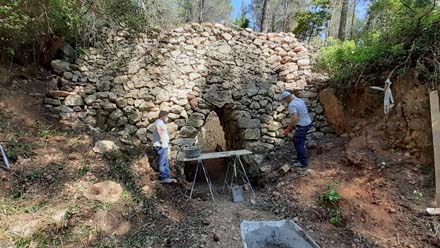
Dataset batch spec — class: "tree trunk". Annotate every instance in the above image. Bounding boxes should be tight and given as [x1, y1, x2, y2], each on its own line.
[270, 12, 276, 32]
[308, 22, 316, 44]
[325, 21, 330, 46]
[328, 0, 340, 38]
[338, 0, 349, 40]
[260, 0, 269, 32]
[350, 0, 357, 39]
[198, 0, 205, 23]
[282, 0, 291, 32]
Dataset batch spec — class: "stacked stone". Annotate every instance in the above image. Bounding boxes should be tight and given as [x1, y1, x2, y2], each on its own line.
[44, 23, 331, 173]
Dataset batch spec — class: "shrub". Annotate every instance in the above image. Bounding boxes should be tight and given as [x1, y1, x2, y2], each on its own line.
[319, 182, 343, 226]
[0, 0, 177, 64]
[316, 0, 440, 93]
[319, 183, 342, 207]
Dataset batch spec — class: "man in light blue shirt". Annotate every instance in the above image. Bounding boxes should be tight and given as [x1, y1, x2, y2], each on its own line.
[281, 91, 312, 167]
[152, 111, 176, 183]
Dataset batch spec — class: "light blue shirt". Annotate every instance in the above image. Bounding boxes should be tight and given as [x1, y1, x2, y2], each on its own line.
[153, 119, 169, 148]
[288, 98, 312, 126]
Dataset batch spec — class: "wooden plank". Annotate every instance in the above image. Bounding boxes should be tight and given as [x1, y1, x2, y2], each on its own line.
[181, 149, 252, 162]
[430, 90, 440, 206]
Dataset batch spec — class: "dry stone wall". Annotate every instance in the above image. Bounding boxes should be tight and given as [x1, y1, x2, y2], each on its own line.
[45, 23, 331, 174]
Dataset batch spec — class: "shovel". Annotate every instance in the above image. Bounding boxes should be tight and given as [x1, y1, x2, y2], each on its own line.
[232, 185, 245, 203]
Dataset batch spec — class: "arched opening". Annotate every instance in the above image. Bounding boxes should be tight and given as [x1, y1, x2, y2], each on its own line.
[184, 110, 229, 183]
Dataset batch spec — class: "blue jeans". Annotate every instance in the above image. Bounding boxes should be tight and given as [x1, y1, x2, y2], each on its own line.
[293, 124, 312, 166]
[154, 147, 170, 180]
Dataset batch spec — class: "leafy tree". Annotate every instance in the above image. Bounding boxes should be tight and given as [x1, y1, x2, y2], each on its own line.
[177, 0, 232, 24]
[251, 0, 310, 33]
[234, 1, 251, 28]
[235, 16, 250, 28]
[293, 0, 332, 43]
[317, 0, 440, 92]
[0, 0, 83, 64]
[0, 0, 182, 64]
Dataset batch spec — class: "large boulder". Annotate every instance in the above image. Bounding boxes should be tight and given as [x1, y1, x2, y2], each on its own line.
[204, 85, 232, 108]
[181, 126, 198, 138]
[51, 60, 71, 74]
[64, 95, 84, 106]
[237, 118, 261, 129]
[319, 88, 347, 135]
[93, 140, 119, 154]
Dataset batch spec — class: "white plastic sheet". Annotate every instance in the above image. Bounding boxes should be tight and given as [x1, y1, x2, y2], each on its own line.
[369, 79, 395, 114]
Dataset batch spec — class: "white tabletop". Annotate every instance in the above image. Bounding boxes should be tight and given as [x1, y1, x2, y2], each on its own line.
[180, 149, 252, 162]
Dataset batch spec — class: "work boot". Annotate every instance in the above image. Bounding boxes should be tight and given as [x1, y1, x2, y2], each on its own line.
[160, 178, 177, 184]
[292, 162, 308, 168]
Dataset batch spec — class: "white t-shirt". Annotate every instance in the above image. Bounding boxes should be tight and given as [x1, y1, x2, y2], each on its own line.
[152, 119, 169, 148]
[288, 98, 312, 126]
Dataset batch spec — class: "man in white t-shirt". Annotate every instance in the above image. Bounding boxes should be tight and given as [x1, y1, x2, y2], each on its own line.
[152, 111, 176, 183]
[280, 91, 313, 168]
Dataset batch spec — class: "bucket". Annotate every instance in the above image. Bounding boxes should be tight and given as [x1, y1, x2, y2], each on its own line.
[183, 146, 201, 158]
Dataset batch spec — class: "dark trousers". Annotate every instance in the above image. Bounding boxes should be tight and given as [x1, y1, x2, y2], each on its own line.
[293, 124, 312, 166]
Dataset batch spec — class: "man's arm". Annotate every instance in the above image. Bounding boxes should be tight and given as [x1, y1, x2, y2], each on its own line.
[156, 126, 164, 146]
[288, 113, 298, 130]
[284, 113, 298, 136]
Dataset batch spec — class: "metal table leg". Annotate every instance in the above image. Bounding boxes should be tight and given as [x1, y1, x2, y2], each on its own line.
[236, 155, 256, 199]
[200, 160, 215, 201]
[230, 158, 237, 191]
[189, 160, 200, 199]
[223, 161, 230, 193]
[189, 159, 215, 201]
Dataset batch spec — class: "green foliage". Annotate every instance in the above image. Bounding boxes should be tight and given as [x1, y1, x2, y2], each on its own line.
[177, 0, 233, 24]
[317, 0, 440, 91]
[235, 15, 250, 29]
[6, 138, 33, 159]
[293, 0, 332, 41]
[234, 0, 250, 29]
[320, 182, 342, 207]
[319, 182, 343, 226]
[78, 165, 91, 176]
[103, 0, 148, 32]
[329, 209, 342, 226]
[0, 0, 83, 61]
[0, 0, 181, 63]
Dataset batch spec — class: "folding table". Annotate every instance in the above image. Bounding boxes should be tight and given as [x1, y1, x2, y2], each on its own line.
[180, 149, 255, 201]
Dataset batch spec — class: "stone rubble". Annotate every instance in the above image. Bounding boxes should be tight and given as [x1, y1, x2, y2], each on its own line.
[44, 23, 332, 173]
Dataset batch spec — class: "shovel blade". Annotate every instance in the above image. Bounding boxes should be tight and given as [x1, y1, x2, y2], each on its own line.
[232, 185, 245, 203]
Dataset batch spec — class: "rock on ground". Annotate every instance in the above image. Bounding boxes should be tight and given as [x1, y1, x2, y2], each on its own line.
[93, 140, 119, 154]
[319, 88, 347, 135]
[84, 180, 123, 203]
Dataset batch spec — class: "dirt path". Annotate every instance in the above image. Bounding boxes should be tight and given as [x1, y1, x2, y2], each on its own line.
[188, 187, 280, 248]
